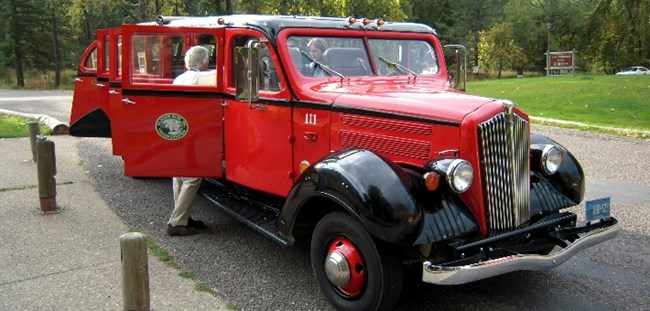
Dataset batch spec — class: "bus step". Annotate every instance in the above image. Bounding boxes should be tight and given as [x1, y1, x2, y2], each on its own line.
[199, 178, 290, 246]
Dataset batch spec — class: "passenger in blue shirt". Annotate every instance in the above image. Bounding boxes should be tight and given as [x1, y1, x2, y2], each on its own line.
[307, 38, 329, 77]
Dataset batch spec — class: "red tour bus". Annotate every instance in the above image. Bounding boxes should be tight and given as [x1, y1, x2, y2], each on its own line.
[70, 15, 618, 311]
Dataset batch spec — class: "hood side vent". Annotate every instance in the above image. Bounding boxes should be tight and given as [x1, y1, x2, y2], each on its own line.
[340, 130, 430, 160]
[339, 114, 433, 160]
[341, 115, 433, 136]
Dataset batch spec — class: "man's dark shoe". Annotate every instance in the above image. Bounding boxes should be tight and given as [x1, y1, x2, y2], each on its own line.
[188, 217, 207, 229]
[166, 224, 198, 236]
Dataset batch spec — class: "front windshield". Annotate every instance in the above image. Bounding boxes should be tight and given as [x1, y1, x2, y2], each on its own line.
[287, 36, 439, 77]
[368, 39, 438, 75]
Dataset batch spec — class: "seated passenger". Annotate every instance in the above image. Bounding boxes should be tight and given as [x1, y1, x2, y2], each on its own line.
[173, 46, 213, 85]
[307, 38, 329, 77]
[197, 70, 217, 85]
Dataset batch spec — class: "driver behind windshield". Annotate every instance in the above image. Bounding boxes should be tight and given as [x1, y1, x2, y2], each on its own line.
[307, 38, 329, 77]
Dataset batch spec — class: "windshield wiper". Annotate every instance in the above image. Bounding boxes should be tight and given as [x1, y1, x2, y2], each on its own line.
[378, 56, 417, 78]
[300, 51, 344, 79]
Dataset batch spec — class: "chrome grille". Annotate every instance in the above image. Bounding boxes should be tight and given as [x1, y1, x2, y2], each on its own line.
[478, 109, 530, 232]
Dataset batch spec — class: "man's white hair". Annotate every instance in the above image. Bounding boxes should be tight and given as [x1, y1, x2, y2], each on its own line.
[184, 46, 210, 70]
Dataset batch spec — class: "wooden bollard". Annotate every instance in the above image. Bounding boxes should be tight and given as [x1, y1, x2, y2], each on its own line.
[36, 138, 58, 212]
[28, 122, 40, 162]
[120, 233, 151, 311]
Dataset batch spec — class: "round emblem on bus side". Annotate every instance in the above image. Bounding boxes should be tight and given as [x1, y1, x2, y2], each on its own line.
[155, 113, 189, 140]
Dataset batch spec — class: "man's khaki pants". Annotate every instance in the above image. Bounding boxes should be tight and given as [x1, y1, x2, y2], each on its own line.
[169, 177, 202, 226]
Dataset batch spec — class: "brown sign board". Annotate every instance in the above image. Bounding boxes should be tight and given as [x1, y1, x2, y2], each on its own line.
[549, 53, 573, 68]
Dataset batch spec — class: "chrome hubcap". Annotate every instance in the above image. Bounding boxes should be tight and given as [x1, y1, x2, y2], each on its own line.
[324, 250, 350, 287]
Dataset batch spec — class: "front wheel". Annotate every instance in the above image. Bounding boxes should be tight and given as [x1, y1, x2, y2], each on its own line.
[311, 212, 403, 311]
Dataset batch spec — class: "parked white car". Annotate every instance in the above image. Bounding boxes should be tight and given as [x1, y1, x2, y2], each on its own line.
[616, 66, 650, 75]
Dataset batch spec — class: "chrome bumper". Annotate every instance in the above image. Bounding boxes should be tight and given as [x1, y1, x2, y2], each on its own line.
[422, 221, 619, 285]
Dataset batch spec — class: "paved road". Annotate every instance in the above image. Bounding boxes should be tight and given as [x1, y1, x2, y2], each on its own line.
[0, 89, 72, 122]
[3, 91, 650, 310]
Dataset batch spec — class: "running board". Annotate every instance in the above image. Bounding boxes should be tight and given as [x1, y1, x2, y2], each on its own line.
[199, 178, 290, 246]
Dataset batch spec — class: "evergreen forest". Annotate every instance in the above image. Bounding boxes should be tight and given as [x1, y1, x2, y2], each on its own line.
[1, 0, 648, 88]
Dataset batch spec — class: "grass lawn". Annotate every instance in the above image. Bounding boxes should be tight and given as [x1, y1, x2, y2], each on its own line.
[0, 114, 52, 138]
[467, 75, 650, 131]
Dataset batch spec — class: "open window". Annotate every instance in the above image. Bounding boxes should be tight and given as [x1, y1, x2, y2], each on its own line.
[232, 35, 282, 95]
[126, 30, 219, 88]
[85, 48, 98, 71]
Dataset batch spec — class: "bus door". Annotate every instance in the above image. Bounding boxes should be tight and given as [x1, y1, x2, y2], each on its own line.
[69, 30, 110, 136]
[95, 30, 111, 134]
[224, 30, 293, 197]
[120, 25, 225, 178]
[107, 28, 124, 155]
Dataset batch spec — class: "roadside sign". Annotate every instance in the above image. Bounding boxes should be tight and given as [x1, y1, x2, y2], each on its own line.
[550, 53, 573, 67]
[546, 50, 577, 76]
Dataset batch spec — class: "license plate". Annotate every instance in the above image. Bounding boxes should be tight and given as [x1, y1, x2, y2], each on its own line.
[586, 197, 611, 222]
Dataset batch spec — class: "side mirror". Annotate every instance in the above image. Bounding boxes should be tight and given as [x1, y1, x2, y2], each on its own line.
[235, 39, 262, 104]
[443, 44, 467, 92]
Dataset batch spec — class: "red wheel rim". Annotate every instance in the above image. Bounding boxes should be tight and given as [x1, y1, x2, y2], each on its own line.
[326, 237, 365, 297]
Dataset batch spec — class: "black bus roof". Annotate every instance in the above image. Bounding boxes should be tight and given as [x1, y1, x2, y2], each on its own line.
[147, 15, 437, 42]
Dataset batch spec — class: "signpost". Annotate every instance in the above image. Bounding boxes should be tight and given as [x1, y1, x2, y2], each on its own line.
[546, 50, 577, 76]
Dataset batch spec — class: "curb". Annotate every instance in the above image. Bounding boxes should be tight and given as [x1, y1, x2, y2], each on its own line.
[530, 116, 650, 139]
[0, 108, 69, 135]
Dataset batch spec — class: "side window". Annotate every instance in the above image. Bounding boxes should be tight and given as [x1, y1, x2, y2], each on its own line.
[259, 43, 281, 92]
[130, 33, 218, 86]
[194, 34, 217, 71]
[84, 47, 98, 70]
[232, 35, 281, 92]
[103, 35, 110, 73]
[117, 36, 122, 76]
[408, 41, 438, 74]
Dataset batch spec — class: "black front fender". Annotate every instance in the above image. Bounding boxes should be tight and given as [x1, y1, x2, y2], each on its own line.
[279, 149, 422, 244]
[530, 133, 585, 215]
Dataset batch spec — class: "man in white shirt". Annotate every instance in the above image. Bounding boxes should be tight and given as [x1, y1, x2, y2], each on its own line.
[167, 46, 211, 236]
[173, 46, 210, 85]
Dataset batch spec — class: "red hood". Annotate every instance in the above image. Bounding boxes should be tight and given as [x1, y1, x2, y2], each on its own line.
[313, 79, 493, 124]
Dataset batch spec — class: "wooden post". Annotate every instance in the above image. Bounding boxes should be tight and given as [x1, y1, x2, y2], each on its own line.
[120, 232, 150, 311]
[28, 122, 40, 162]
[36, 138, 58, 212]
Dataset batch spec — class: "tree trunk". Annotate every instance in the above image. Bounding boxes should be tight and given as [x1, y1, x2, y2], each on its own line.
[497, 61, 502, 79]
[226, 0, 233, 14]
[154, 0, 163, 16]
[9, 0, 24, 87]
[139, 0, 148, 22]
[83, 6, 91, 41]
[51, 4, 61, 88]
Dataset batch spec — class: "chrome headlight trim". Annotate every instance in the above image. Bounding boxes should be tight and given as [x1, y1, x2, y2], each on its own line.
[541, 145, 563, 175]
[446, 159, 474, 193]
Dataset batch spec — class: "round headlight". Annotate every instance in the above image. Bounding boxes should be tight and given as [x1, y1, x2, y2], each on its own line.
[446, 159, 474, 193]
[542, 145, 563, 175]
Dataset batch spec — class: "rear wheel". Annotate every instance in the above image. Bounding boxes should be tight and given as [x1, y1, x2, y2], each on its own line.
[311, 212, 403, 311]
